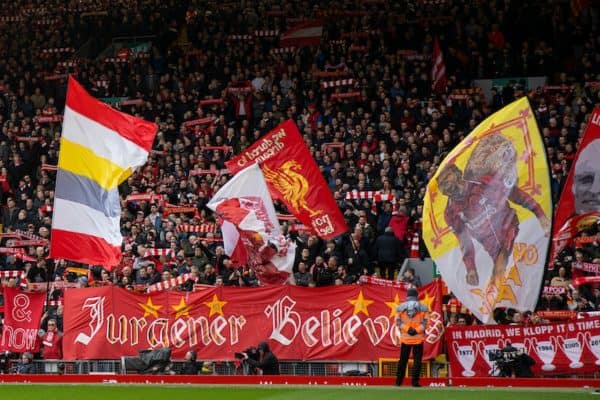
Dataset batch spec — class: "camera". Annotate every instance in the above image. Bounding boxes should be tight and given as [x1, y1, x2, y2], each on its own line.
[234, 346, 259, 361]
[489, 346, 521, 377]
[234, 346, 259, 375]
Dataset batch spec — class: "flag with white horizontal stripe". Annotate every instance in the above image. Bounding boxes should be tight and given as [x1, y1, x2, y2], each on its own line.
[49, 76, 158, 268]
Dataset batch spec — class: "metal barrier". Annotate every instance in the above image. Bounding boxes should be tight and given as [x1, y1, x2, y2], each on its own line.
[6, 359, 378, 376]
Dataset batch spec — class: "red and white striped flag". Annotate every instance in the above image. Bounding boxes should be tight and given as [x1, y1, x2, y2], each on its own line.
[431, 37, 447, 94]
[280, 22, 323, 47]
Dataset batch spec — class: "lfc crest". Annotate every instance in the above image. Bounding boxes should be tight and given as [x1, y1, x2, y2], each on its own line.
[263, 161, 322, 217]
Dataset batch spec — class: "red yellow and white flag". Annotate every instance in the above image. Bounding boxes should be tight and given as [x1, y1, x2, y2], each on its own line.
[423, 97, 552, 323]
[50, 77, 157, 267]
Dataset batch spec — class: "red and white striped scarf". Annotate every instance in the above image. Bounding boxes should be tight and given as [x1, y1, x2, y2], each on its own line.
[143, 248, 175, 258]
[177, 223, 216, 233]
[147, 273, 193, 292]
[254, 30, 279, 37]
[270, 47, 297, 55]
[320, 78, 355, 89]
[345, 191, 397, 214]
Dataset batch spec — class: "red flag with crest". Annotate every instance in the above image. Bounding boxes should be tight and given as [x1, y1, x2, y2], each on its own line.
[226, 120, 348, 239]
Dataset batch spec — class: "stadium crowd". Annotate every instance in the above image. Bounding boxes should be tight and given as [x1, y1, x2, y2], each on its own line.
[0, 0, 600, 365]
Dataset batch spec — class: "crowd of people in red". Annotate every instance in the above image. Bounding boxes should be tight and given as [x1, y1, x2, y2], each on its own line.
[0, 0, 599, 369]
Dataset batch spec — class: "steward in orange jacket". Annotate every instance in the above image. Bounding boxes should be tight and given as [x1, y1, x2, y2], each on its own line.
[395, 287, 429, 387]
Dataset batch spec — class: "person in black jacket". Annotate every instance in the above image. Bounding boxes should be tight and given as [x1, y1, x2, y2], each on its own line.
[373, 227, 406, 280]
[179, 350, 202, 375]
[242, 341, 279, 375]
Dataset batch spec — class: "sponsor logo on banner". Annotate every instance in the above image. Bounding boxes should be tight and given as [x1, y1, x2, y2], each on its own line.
[63, 281, 443, 360]
[447, 318, 600, 376]
[424, 98, 551, 323]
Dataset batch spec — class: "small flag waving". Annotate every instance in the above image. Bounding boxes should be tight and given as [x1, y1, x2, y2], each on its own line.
[208, 163, 296, 285]
[432, 37, 447, 94]
[423, 98, 552, 323]
[280, 21, 323, 47]
[50, 77, 157, 267]
[226, 120, 348, 239]
[551, 108, 600, 257]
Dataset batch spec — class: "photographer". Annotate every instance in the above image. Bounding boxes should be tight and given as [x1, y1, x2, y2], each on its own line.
[513, 349, 536, 378]
[240, 342, 279, 375]
[495, 341, 535, 378]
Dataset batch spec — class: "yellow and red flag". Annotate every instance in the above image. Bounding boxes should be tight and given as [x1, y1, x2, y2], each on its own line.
[226, 120, 348, 239]
[423, 97, 552, 323]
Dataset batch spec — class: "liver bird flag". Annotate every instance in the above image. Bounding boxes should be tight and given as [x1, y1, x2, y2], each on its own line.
[226, 120, 348, 239]
[423, 98, 552, 323]
[50, 77, 157, 267]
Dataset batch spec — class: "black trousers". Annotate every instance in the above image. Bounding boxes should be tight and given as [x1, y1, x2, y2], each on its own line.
[396, 342, 423, 386]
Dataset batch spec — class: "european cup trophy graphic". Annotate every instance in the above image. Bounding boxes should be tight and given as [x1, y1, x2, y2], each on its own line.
[555, 333, 585, 369]
[585, 332, 600, 366]
[527, 337, 557, 372]
[453, 341, 477, 377]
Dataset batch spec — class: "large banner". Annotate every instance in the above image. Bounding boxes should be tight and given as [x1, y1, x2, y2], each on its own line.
[447, 317, 600, 376]
[0, 287, 46, 353]
[550, 108, 600, 269]
[423, 97, 552, 323]
[225, 120, 348, 239]
[63, 281, 444, 360]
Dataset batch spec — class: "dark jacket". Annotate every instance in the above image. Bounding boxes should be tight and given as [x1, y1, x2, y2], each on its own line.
[373, 231, 406, 264]
[246, 342, 279, 375]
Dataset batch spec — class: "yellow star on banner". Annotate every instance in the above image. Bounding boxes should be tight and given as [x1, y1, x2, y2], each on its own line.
[385, 293, 401, 318]
[139, 297, 162, 318]
[348, 290, 374, 316]
[203, 294, 227, 317]
[172, 297, 193, 319]
[421, 292, 435, 311]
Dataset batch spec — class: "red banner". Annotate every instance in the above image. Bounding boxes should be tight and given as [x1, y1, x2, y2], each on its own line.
[551, 108, 600, 268]
[0, 288, 46, 353]
[226, 120, 348, 239]
[447, 317, 600, 377]
[63, 281, 443, 360]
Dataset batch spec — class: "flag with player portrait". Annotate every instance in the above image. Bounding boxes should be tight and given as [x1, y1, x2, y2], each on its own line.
[550, 108, 600, 268]
[423, 97, 552, 324]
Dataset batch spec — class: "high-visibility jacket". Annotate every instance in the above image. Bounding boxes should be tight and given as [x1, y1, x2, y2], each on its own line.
[396, 300, 429, 345]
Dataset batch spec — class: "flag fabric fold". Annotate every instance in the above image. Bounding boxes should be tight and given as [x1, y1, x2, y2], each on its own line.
[226, 120, 348, 239]
[423, 98, 552, 323]
[431, 37, 447, 94]
[207, 163, 296, 285]
[50, 76, 157, 267]
[279, 21, 323, 47]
